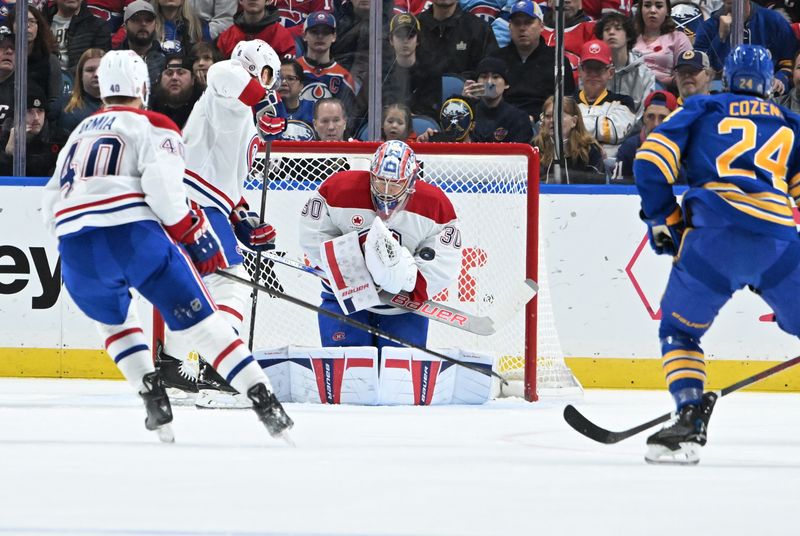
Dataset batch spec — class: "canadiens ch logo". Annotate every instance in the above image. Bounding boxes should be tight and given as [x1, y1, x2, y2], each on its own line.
[351, 214, 364, 227]
[332, 331, 346, 342]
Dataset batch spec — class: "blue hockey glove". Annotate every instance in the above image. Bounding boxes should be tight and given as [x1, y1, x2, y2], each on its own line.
[253, 91, 287, 141]
[230, 199, 276, 251]
[166, 211, 227, 275]
[640, 207, 686, 256]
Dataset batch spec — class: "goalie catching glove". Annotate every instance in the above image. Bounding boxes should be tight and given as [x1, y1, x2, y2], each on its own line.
[166, 210, 227, 275]
[641, 206, 686, 256]
[252, 91, 287, 141]
[230, 198, 276, 251]
[364, 217, 418, 294]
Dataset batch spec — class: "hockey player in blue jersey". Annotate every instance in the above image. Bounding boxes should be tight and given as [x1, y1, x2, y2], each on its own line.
[41, 50, 293, 442]
[633, 44, 800, 465]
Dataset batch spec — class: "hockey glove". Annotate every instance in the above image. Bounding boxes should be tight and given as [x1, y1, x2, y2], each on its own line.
[640, 206, 686, 256]
[364, 217, 418, 294]
[166, 211, 227, 275]
[253, 91, 287, 141]
[230, 200, 276, 251]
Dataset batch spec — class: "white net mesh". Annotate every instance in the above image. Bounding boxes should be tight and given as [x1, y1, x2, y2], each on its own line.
[240, 143, 580, 398]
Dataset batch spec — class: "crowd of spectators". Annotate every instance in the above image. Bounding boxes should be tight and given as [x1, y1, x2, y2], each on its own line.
[2, 0, 800, 183]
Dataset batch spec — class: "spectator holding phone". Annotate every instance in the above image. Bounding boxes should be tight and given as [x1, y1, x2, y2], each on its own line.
[461, 56, 532, 143]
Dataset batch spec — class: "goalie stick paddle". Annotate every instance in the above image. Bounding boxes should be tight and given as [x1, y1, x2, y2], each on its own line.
[261, 251, 539, 336]
[215, 269, 509, 385]
[564, 353, 800, 444]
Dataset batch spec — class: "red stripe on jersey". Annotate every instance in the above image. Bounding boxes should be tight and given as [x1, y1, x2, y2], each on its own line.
[105, 327, 143, 348]
[213, 339, 244, 369]
[55, 193, 146, 217]
[238, 78, 267, 106]
[185, 169, 236, 209]
[217, 304, 244, 321]
[408, 271, 429, 303]
[323, 240, 348, 290]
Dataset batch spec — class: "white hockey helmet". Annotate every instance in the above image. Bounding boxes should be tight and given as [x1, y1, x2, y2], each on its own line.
[232, 39, 282, 91]
[98, 50, 151, 107]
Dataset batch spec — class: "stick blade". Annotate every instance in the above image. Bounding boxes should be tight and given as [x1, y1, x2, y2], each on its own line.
[563, 404, 621, 444]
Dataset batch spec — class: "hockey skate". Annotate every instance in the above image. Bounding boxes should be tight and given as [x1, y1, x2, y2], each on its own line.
[154, 342, 198, 406]
[247, 383, 294, 441]
[139, 371, 175, 443]
[194, 357, 253, 409]
[645, 392, 717, 465]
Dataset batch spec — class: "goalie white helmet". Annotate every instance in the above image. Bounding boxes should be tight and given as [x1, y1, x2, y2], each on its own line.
[369, 140, 418, 217]
[232, 39, 281, 91]
[98, 50, 151, 107]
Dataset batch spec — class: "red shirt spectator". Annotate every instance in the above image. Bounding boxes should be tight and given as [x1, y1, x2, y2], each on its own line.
[215, 0, 295, 59]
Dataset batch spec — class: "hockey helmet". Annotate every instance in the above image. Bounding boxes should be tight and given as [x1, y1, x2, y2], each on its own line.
[439, 98, 474, 142]
[233, 39, 282, 91]
[98, 50, 151, 107]
[723, 44, 774, 98]
[369, 140, 418, 215]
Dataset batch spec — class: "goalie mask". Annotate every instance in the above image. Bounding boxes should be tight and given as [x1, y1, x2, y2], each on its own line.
[98, 50, 151, 107]
[439, 98, 474, 142]
[233, 39, 282, 91]
[369, 140, 418, 217]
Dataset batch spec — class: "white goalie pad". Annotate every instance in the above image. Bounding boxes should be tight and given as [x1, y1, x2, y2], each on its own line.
[378, 347, 493, 405]
[319, 231, 381, 314]
[256, 346, 379, 405]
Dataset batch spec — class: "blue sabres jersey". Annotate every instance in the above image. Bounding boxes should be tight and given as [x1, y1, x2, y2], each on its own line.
[634, 93, 800, 240]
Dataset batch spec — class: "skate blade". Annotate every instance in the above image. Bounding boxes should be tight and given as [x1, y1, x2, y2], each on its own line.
[195, 390, 252, 409]
[644, 442, 700, 465]
[278, 430, 296, 447]
[155, 424, 175, 443]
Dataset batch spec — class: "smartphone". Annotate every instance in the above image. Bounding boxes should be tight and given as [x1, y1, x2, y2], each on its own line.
[483, 82, 498, 99]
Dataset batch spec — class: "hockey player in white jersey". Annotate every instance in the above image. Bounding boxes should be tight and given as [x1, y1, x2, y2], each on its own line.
[157, 39, 289, 407]
[42, 50, 293, 441]
[298, 140, 461, 350]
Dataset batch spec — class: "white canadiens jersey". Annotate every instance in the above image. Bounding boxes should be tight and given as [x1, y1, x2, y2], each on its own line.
[42, 107, 188, 238]
[182, 59, 265, 215]
[299, 171, 462, 310]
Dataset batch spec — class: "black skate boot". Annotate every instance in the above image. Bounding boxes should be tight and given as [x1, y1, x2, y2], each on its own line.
[645, 392, 717, 465]
[194, 357, 253, 409]
[139, 371, 175, 443]
[154, 341, 198, 403]
[247, 383, 294, 440]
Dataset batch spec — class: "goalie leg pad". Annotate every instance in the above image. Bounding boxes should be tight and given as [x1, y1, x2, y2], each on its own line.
[175, 312, 271, 395]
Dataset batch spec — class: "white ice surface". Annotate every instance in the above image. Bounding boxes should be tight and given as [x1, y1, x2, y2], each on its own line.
[0, 379, 798, 536]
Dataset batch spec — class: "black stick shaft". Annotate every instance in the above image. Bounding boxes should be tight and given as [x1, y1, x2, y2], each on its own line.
[216, 269, 508, 384]
[248, 140, 272, 350]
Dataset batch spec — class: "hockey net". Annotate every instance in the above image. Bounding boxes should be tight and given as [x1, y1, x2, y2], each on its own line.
[239, 141, 581, 401]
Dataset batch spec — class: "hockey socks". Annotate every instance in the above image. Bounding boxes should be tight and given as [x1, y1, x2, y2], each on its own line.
[97, 308, 155, 392]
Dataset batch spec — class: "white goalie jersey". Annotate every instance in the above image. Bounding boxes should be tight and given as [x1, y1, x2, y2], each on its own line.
[182, 59, 265, 215]
[299, 170, 462, 309]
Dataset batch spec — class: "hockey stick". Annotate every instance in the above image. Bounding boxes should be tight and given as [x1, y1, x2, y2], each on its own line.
[215, 269, 508, 385]
[261, 251, 538, 336]
[563, 353, 800, 444]
[248, 140, 273, 350]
